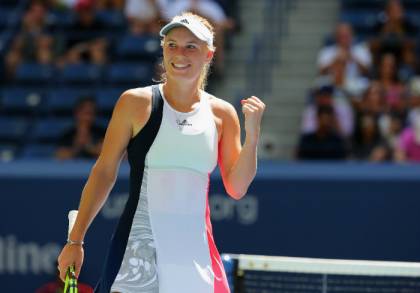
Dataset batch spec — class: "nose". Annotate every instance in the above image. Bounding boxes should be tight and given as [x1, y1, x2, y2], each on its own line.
[172, 46, 188, 56]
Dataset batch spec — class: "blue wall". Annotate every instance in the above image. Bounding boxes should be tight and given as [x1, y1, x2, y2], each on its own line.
[1, 160, 420, 291]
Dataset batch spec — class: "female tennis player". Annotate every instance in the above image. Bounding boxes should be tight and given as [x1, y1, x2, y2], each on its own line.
[57, 12, 265, 293]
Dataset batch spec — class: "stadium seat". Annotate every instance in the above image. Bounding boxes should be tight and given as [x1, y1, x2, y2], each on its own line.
[14, 63, 55, 84]
[96, 10, 126, 30]
[64, 30, 107, 47]
[1, 87, 44, 114]
[116, 34, 161, 60]
[0, 31, 13, 55]
[402, 0, 420, 10]
[95, 87, 124, 113]
[0, 7, 19, 29]
[21, 143, 56, 159]
[0, 0, 20, 7]
[59, 63, 103, 84]
[105, 62, 154, 86]
[0, 117, 28, 143]
[340, 0, 385, 11]
[339, 10, 377, 36]
[47, 88, 93, 113]
[30, 118, 73, 143]
[0, 144, 17, 161]
[406, 11, 420, 28]
[341, 0, 420, 13]
[48, 9, 75, 30]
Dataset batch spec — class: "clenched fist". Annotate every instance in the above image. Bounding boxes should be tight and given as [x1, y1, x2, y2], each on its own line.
[241, 96, 265, 142]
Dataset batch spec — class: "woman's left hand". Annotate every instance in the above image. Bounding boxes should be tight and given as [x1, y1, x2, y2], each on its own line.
[241, 96, 266, 143]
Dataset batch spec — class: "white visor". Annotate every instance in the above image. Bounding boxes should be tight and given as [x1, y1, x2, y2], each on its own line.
[159, 14, 214, 48]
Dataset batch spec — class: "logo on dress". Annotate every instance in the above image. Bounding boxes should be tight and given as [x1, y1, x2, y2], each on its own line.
[176, 119, 192, 127]
[180, 19, 189, 24]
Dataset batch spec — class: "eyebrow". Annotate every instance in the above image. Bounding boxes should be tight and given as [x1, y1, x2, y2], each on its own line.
[166, 38, 199, 44]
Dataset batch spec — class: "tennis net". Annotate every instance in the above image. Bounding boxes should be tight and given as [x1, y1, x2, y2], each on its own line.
[222, 254, 420, 293]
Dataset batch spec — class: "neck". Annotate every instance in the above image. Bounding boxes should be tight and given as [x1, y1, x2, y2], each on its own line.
[163, 78, 201, 111]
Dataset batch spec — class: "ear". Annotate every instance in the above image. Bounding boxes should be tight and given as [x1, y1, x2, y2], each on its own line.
[206, 50, 214, 62]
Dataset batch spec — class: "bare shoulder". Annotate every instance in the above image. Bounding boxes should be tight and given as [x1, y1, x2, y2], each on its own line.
[117, 86, 153, 110]
[113, 86, 154, 137]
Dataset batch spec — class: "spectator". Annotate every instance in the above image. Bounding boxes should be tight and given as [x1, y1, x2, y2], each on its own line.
[370, 0, 417, 67]
[297, 105, 348, 160]
[55, 97, 106, 160]
[55, 0, 78, 8]
[318, 23, 372, 80]
[407, 77, 420, 124]
[375, 53, 407, 113]
[62, 0, 108, 65]
[354, 81, 387, 116]
[351, 113, 390, 161]
[160, 0, 231, 27]
[326, 50, 370, 99]
[71, 0, 105, 32]
[213, 0, 240, 31]
[394, 111, 420, 162]
[379, 111, 405, 151]
[124, 0, 163, 34]
[301, 83, 354, 137]
[35, 34, 56, 64]
[96, 0, 125, 10]
[4, 2, 56, 77]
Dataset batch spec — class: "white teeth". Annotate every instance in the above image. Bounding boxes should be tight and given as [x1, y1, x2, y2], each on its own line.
[173, 63, 189, 69]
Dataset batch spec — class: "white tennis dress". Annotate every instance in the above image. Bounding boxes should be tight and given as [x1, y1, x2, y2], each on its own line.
[94, 84, 229, 293]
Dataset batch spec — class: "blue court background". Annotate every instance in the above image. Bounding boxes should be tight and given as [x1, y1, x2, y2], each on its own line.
[1, 160, 420, 292]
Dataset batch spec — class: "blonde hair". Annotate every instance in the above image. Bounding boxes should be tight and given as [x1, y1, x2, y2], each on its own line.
[159, 12, 216, 90]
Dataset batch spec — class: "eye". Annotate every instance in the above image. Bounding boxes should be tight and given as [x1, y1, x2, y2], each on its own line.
[167, 42, 176, 48]
[186, 44, 198, 50]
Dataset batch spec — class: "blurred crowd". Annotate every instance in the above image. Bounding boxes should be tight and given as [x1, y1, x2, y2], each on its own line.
[0, 0, 239, 160]
[297, 0, 420, 163]
[4, 0, 239, 81]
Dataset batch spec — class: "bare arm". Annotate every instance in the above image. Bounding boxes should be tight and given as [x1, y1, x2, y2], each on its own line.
[58, 89, 151, 280]
[68, 93, 136, 239]
[217, 96, 265, 199]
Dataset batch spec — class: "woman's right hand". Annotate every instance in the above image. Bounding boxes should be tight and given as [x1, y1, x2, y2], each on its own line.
[57, 244, 84, 282]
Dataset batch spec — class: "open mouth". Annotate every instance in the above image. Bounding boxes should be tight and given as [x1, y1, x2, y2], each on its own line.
[171, 63, 191, 70]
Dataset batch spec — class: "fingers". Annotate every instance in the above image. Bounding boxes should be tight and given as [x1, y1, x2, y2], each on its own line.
[242, 104, 259, 115]
[57, 245, 83, 281]
[58, 263, 69, 282]
[241, 96, 266, 110]
[242, 103, 259, 111]
[74, 260, 82, 278]
[58, 262, 81, 281]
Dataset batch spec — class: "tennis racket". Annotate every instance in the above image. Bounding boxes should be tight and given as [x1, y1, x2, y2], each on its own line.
[64, 210, 78, 293]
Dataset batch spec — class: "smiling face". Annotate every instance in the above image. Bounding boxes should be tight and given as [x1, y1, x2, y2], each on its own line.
[162, 26, 214, 84]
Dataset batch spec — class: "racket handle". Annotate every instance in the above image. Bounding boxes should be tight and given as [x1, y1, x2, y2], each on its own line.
[64, 265, 78, 293]
[64, 210, 79, 293]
